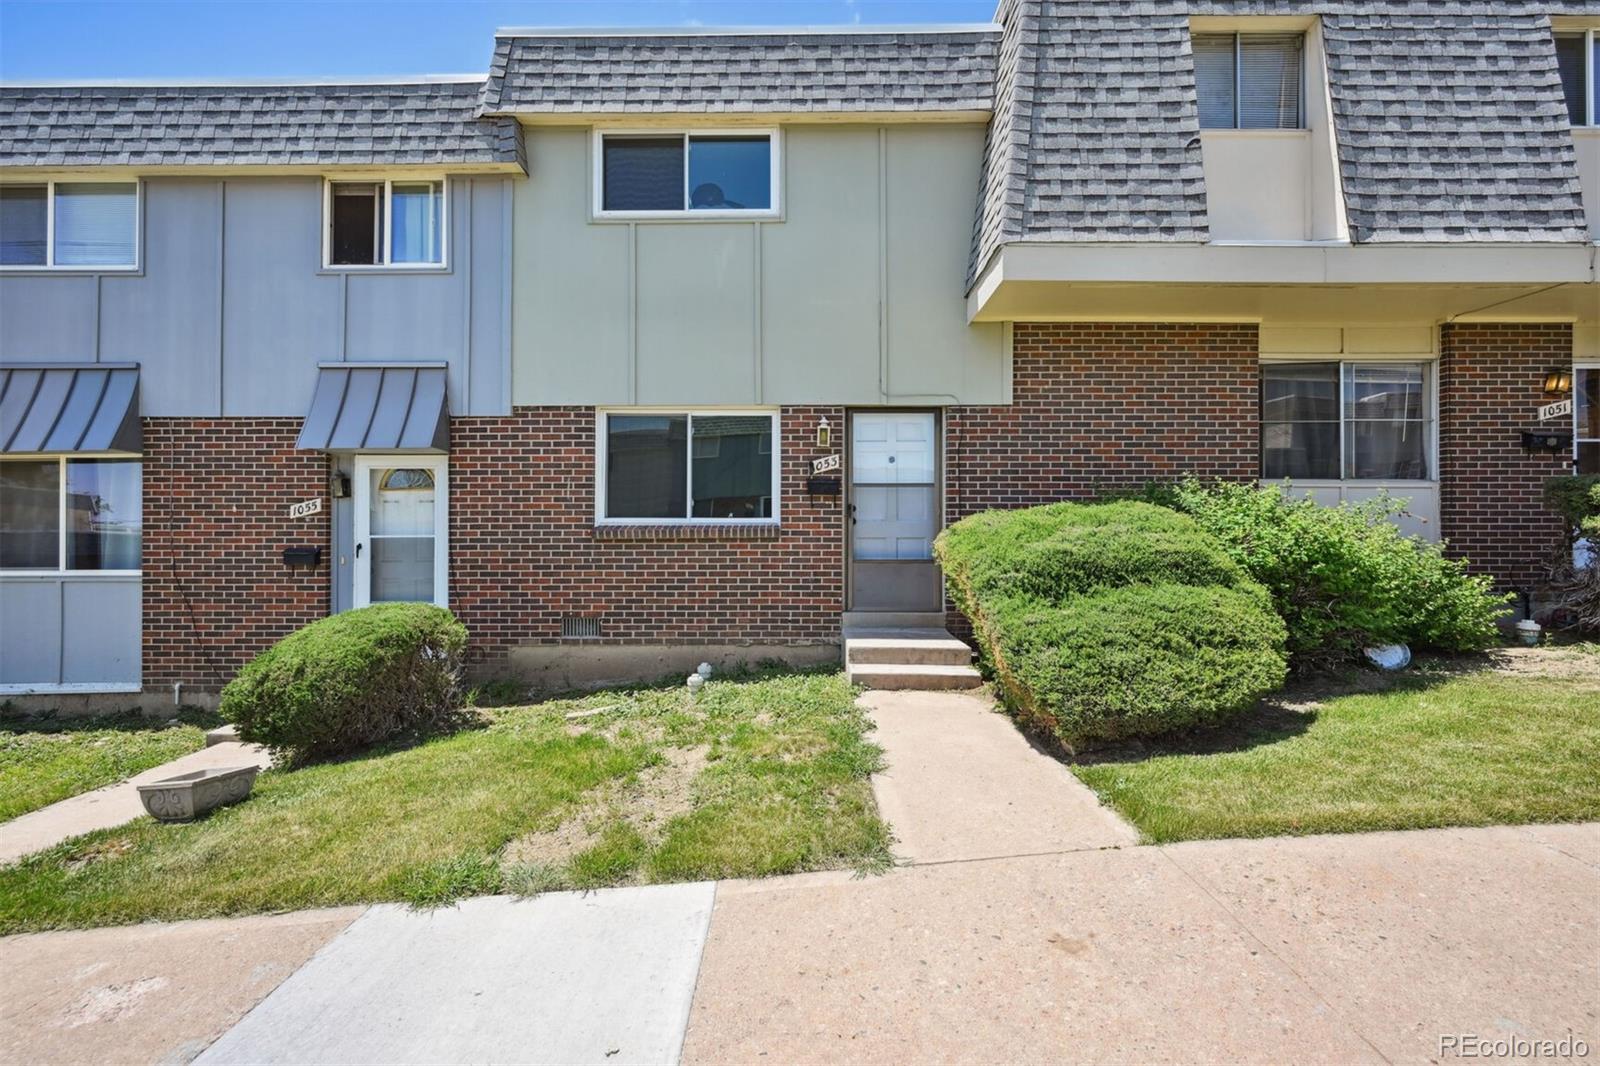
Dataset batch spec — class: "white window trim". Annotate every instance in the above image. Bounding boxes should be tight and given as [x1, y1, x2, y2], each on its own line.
[591, 129, 783, 221]
[1577, 363, 1599, 469]
[321, 177, 449, 270]
[0, 179, 142, 272]
[594, 408, 782, 525]
[351, 455, 450, 608]
[0, 455, 142, 576]
[1259, 356, 1439, 483]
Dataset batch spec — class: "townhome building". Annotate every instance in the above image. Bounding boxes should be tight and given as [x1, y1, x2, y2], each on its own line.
[2, 1, 1598, 704]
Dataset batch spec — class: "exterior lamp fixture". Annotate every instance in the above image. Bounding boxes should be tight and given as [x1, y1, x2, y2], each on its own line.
[1543, 369, 1572, 395]
[816, 417, 832, 450]
[330, 472, 352, 499]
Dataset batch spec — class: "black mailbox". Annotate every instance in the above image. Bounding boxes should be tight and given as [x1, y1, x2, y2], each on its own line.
[282, 546, 323, 568]
[807, 476, 843, 499]
[1521, 430, 1571, 452]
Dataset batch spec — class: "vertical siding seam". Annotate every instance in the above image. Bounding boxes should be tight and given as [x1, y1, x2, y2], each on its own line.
[216, 180, 226, 416]
[500, 177, 513, 414]
[752, 222, 763, 403]
[628, 221, 638, 405]
[93, 274, 102, 361]
[339, 271, 349, 361]
[877, 127, 890, 403]
[55, 579, 65, 687]
[461, 178, 474, 415]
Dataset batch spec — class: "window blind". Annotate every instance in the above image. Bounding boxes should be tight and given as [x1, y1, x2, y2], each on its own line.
[1194, 33, 1303, 129]
[1239, 35, 1303, 129]
[53, 184, 136, 267]
[1555, 33, 1587, 126]
[1193, 34, 1238, 128]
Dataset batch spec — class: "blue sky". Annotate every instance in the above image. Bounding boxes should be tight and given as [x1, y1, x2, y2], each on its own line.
[0, 1, 997, 81]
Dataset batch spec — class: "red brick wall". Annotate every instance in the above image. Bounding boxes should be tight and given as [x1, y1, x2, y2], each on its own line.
[1439, 322, 1572, 592]
[142, 419, 330, 691]
[941, 322, 1260, 634]
[449, 406, 845, 665]
[946, 322, 1260, 518]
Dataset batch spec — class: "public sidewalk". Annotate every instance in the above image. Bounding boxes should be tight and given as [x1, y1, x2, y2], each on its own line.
[2, 691, 1595, 1064]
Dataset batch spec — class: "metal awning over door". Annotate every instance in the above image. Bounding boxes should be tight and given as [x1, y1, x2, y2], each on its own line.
[296, 363, 450, 452]
[0, 364, 142, 454]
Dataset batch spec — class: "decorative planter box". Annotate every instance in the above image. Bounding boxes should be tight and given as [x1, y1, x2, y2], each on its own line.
[138, 766, 260, 822]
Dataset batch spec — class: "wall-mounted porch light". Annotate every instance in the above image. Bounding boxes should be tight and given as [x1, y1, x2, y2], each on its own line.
[330, 472, 352, 499]
[816, 417, 832, 450]
[1543, 368, 1573, 395]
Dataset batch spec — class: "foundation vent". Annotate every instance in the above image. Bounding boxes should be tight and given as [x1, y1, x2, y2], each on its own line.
[560, 615, 603, 639]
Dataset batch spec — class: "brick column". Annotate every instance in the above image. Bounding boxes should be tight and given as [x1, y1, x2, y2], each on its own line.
[141, 418, 331, 692]
[1438, 322, 1572, 593]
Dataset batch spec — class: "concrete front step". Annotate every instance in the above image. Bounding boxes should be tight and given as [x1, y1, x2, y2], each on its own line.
[845, 629, 975, 667]
[846, 663, 983, 691]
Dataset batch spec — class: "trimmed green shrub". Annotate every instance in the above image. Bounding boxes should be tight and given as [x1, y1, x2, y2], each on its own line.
[937, 501, 1287, 752]
[937, 500, 1250, 603]
[1542, 475, 1600, 634]
[983, 585, 1288, 748]
[1163, 480, 1510, 667]
[1544, 475, 1600, 542]
[221, 603, 467, 764]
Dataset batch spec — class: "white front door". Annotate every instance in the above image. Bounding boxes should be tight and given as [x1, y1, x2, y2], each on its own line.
[849, 412, 942, 611]
[353, 456, 448, 608]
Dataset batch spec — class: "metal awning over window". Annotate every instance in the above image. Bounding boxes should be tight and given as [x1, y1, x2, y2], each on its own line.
[0, 364, 142, 454]
[296, 363, 450, 452]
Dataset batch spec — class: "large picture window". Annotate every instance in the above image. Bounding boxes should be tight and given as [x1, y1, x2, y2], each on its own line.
[0, 458, 142, 571]
[596, 132, 778, 216]
[599, 411, 777, 522]
[1260, 362, 1433, 481]
[0, 181, 139, 269]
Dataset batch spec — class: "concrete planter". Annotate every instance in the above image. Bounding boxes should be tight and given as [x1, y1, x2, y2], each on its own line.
[138, 766, 260, 822]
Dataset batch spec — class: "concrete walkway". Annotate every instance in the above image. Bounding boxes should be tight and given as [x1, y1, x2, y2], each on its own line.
[0, 741, 272, 865]
[1, 691, 1595, 1064]
[863, 689, 1137, 863]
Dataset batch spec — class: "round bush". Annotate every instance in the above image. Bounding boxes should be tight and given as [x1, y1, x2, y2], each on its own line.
[1164, 480, 1510, 667]
[983, 584, 1287, 751]
[221, 603, 467, 764]
[936, 501, 1289, 751]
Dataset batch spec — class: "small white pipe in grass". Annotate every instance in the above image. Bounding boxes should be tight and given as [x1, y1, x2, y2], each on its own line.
[173, 681, 182, 706]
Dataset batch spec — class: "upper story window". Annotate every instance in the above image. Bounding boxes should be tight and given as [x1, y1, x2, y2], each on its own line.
[324, 178, 446, 268]
[1555, 30, 1599, 126]
[1194, 34, 1304, 129]
[596, 132, 778, 217]
[1260, 361, 1433, 481]
[0, 181, 139, 270]
[597, 410, 778, 522]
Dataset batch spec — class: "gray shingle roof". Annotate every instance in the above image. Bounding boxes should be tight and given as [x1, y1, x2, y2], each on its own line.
[0, 80, 525, 170]
[480, 29, 1001, 115]
[971, 0, 1593, 286]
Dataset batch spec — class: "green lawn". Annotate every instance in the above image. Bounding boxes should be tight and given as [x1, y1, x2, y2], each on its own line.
[1071, 646, 1600, 843]
[0, 670, 889, 933]
[0, 709, 219, 823]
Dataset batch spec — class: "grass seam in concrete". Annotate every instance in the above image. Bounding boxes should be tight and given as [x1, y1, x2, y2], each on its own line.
[1155, 848, 1396, 1066]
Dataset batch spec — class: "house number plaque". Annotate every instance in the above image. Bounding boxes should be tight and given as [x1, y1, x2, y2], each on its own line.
[288, 497, 324, 519]
[812, 454, 841, 475]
